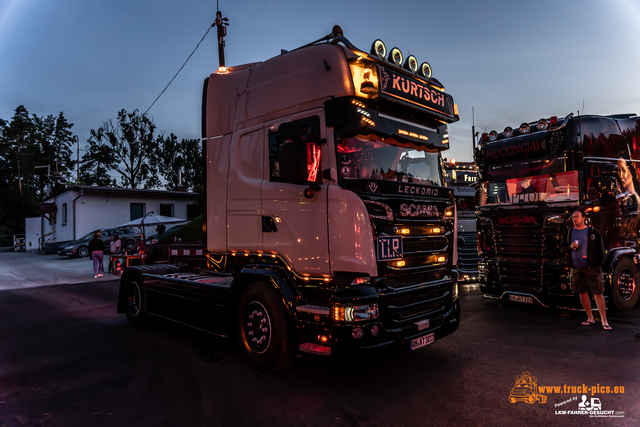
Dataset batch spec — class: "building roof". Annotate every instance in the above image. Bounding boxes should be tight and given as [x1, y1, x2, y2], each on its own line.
[62, 184, 199, 197]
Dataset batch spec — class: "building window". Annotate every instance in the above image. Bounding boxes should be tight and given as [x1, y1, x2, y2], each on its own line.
[130, 203, 145, 220]
[160, 204, 174, 217]
[61, 203, 67, 225]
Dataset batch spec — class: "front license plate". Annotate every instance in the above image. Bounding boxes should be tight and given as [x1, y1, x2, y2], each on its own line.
[509, 294, 533, 304]
[410, 333, 435, 351]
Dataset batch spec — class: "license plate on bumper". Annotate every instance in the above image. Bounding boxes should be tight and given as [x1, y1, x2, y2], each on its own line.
[509, 294, 533, 304]
[410, 333, 435, 350]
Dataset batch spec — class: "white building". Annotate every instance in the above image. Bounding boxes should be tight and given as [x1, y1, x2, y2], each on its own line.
[25, 184, 199, 252]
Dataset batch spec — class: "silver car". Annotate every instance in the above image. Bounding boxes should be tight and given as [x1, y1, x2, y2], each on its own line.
[58, 227, 141, 258]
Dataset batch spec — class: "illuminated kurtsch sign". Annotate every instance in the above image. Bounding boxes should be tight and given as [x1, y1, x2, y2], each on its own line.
[376, 65, 455, 119]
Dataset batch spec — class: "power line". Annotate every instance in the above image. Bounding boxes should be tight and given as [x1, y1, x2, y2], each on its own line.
[144, 24, 214, 116]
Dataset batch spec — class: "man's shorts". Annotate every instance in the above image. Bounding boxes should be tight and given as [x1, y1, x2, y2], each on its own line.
[570, 266, 605, 295]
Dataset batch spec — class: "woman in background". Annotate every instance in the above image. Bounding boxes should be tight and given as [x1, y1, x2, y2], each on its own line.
[88, 230, 105, 278]
[108, 233, 121, 274]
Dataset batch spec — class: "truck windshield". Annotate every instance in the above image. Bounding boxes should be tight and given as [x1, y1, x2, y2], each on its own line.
[337, 134, 442, 186]
[479, 156, 578, 205]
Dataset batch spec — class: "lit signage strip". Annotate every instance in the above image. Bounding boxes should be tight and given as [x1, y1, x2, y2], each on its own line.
[377, 65, 455, 119]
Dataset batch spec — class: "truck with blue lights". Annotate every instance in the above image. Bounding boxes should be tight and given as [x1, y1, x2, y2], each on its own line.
[117, 23, 461, 371]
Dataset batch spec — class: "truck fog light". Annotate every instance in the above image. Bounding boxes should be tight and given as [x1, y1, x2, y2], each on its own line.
[332, 303, 379, 322]
[371, 325, 379, 337]
[318, 334, 330, 344]
[351, 328, 364, 339]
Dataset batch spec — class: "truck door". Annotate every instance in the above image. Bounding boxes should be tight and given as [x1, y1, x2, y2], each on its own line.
[262, 112, 331, 277]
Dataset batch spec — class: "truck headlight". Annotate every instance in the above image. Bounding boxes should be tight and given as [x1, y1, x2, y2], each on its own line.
[332, 303, 379, 322]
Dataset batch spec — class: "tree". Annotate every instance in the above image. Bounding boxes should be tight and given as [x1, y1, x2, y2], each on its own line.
[82, 109, 158, 189]
[154, 133, 202, 192]
[0, 106, 75, 234]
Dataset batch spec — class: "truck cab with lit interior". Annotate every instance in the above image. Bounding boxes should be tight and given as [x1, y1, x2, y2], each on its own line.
[475, 113, 640, 312]
[118, 26, 461, 371]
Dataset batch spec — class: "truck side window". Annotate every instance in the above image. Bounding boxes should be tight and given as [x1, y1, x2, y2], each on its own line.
[269, 116, 321, 182]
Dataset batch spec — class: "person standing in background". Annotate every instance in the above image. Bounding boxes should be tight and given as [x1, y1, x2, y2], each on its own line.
[108, 233, 121, 274]
[88, 230, 105, 278]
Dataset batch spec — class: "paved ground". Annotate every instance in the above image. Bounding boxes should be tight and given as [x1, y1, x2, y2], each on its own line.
[0, 252, 120, 290]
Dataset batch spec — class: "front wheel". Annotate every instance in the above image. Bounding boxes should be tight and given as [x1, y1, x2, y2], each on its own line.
[77, 246, 89, 258]
[123, 276, 151, 327]
[611, 258, 639, 311]
[124, 239, 136, 252]
[237, 281, 293, 372]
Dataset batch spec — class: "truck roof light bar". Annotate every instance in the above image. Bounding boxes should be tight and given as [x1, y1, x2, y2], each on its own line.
[519, 123, 530, 134]
[536, 118, 549, 131]
[488, 130, 498, 141]
[503, 127, 513, 138]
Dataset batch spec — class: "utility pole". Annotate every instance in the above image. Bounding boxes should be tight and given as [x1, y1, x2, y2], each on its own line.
[72, 135, 79, 182]
[213, 8, 229, 68]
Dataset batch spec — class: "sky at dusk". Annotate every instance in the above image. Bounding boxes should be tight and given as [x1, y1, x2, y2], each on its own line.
[2, 0, 640, 163]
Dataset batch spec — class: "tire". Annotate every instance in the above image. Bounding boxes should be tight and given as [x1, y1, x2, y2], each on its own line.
[123, 276, 151, 327]
[611, 258, 639, 312]
[538, 395, 547, 404]
[124, 239, 136, 252]
[77, 246, 89, 258]
[237, 281, 293, 372]
[527, 395, 535, 404]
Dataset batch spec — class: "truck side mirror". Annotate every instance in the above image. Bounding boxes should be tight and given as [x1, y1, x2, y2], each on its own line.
[279, 141, 322, 189]
[596, 163, 618, 201]
[596, 176, 617, 201]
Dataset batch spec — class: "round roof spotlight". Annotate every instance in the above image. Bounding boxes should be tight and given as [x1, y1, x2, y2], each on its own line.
[404, 55, 418, 73]
[503, 127, 513, 138]
[331, 25, 344, 38]
[536, 118, 549, 131]
[370, 39, 386, 59]
[419, 62, 432, 79]
[488, 130, 498, 141]
[388, 47, 403, 66]
[519, 123, 531, 134]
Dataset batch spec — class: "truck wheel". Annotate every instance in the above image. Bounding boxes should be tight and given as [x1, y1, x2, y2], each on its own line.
[611, 258, 639, 312]
[538, 395, 547, 404]
[237, 281, 293, 372]
[77, 246, 89, 258]
[527, 395, 535, 404]
[123, 276, 150, 327]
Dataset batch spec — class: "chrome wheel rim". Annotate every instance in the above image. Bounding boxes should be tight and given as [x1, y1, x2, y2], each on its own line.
[243, 301, 272, 354]
[619, 269, 636, 301]
[128, 281, 142, 316]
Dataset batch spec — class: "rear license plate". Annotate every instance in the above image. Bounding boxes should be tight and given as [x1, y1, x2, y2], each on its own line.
[410, 333, 435, 350]
[509, 294, 533, 304]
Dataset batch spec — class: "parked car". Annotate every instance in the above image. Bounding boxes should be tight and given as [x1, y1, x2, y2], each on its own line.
[58, 227, 141, 258]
